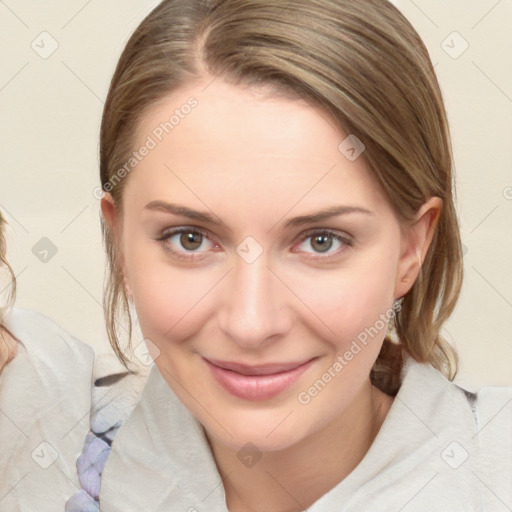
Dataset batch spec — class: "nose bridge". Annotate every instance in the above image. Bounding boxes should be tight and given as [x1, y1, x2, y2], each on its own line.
[218, 252, 289, 346]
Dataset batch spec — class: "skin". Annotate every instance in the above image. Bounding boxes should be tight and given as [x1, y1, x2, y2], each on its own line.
[102, 77, 441, 512]
[0, 326, 18, 374]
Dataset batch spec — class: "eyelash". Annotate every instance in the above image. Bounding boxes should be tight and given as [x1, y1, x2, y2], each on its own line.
[156, 226, 353, 261]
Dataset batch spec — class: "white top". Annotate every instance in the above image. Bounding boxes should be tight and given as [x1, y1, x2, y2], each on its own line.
[100, 354, 512, 511]
[0, 308, 95, 511]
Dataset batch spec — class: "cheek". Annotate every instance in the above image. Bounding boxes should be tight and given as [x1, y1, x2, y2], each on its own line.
[292, 251, 399, 421]
[124, 239, 218, 348]
[291, 242, 399, 350]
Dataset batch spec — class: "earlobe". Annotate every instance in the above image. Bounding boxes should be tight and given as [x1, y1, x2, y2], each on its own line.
[394, 197, 442, 299]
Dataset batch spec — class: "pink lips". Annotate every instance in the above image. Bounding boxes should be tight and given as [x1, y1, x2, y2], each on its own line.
[204, 357, 314, 401]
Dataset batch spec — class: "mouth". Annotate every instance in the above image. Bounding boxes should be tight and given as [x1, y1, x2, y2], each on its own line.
[203, 357, 316, 401]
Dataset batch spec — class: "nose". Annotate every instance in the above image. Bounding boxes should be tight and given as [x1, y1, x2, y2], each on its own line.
[217, 253, 292, 350]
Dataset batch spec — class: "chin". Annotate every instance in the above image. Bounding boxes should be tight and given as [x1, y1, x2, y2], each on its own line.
[202, 405, 312, 454]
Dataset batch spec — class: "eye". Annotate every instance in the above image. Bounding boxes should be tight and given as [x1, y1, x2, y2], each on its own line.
[157, 227, 217, 259]
[294, 229, 353, 259]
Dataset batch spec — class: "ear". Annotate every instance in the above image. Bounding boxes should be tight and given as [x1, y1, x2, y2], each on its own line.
[100, 194, 133, 299]
[394, 197, 442, 299]
[100, 193, 118, 233]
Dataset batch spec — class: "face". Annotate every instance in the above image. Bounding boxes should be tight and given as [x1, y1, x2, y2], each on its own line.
[103, 78, 427, 453]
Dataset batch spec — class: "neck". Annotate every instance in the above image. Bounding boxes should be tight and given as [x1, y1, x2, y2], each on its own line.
[206, 381, 394, 512]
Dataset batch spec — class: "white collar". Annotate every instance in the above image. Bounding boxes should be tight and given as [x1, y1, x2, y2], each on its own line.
[100, 354, 483, 511]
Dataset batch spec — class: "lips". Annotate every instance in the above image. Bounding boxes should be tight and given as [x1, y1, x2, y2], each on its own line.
[204, 357, 315, 401]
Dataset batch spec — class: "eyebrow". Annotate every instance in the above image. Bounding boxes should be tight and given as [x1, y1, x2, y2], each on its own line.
[282, 205, 374, 228]
[145, 201, 229, 228]
[144, 201, 374, 230]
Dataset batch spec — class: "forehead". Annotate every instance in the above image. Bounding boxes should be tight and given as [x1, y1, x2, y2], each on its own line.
[125, 78, 386, 218]
[137, 79, 340, 159]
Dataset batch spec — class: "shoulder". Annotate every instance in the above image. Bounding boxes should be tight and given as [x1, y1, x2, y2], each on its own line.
[0, 306, 95, 415]
[0, 307, 95, 406]
[0, 309, 96, 509]
[3, 307, 94, 375]
[451, 372, 512, 437]
[396, 355, 512, 438]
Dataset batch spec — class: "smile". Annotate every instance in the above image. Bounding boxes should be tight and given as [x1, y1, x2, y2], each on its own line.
[204, 357, 316, 401]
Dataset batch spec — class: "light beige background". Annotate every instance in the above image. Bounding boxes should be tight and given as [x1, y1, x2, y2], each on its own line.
[1, 0, 511, 389]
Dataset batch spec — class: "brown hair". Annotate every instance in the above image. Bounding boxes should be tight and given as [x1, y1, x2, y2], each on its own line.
[100, 0, 462, 393]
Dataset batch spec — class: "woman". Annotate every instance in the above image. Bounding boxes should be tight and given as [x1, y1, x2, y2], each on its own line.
[69, 0, 512, 510]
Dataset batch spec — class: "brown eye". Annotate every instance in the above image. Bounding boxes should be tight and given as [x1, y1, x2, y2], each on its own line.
[158, 227, 215, 259]
[180, 231, 203, 251]
[310, 234, 333, 253]
[294, 229, 353, 260]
